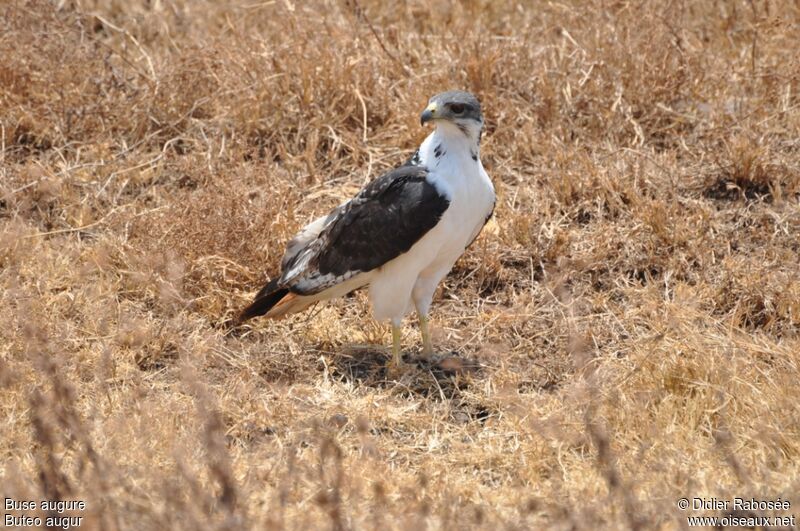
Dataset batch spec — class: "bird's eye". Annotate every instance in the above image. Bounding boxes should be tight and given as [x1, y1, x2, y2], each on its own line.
[449, 103, 466, 114]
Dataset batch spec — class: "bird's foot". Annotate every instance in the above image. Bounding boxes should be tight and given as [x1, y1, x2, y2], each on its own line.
[418, 345, 435, 363]
[386, 356, 409, 378]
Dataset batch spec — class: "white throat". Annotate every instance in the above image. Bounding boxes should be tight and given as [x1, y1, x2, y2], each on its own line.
[419, 120, 482, 169]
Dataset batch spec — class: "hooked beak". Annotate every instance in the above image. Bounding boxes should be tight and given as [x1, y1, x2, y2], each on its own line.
[420, 103, 437, 126]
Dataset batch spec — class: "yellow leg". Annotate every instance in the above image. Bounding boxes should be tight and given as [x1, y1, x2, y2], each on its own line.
[419, 315, 434, 358]
[388, 324, 405, 371]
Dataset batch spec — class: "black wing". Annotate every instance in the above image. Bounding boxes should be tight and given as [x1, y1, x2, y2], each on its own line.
[280, 165, 450, 295]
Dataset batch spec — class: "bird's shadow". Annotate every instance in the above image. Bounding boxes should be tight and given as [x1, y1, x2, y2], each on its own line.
[321, 345, 482, 400]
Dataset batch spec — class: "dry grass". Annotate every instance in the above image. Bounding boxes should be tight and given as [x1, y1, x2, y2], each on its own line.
[1, 0, 799, 529]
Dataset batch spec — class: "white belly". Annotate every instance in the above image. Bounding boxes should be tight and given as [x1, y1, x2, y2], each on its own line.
[426, 178, 493, 268]
[368, 154, 495, 322]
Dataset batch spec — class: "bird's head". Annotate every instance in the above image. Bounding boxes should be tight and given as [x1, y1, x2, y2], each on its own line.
[420, 90, 483, 144]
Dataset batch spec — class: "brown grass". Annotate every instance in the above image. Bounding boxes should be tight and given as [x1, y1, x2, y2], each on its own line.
[1, 0, 799, 529]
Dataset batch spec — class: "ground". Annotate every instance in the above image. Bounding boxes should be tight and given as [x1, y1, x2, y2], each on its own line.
[1, 1, 799, 529]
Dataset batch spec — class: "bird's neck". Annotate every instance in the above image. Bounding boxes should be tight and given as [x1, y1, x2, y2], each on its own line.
[424, 122, 482, 164]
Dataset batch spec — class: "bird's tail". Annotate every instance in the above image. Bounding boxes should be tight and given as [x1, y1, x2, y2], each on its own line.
[237, 278, 292, 323]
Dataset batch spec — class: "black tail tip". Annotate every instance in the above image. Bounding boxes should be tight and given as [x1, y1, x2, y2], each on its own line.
[220, 278, 288, 335]
[236, 281, 290, 322]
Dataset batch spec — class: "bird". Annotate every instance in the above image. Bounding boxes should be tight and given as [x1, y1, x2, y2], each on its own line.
[237, 90, 495, 372]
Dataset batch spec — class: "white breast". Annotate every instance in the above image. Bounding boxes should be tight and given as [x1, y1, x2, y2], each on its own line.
[418, 130, 495, 263]
[367, 126, 495, 322]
